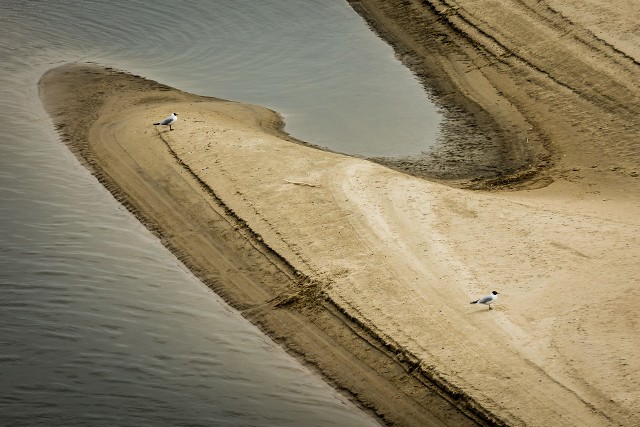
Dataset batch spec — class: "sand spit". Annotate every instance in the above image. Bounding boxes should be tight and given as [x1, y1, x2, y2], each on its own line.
[41, 58, 639, 426]
[39, 1, 640, 423]
[39, 65, 484, 427]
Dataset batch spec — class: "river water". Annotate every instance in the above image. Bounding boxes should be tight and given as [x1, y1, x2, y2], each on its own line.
[0, 1, 441, 425]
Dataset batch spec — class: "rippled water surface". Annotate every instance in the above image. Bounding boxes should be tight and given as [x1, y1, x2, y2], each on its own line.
[1, 1, 440, 425]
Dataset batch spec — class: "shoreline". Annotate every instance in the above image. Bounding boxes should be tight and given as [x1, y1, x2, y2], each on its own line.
[348, 0, 551, 187]
[349, 0, 640, 191]
[38, 1, 640, 423]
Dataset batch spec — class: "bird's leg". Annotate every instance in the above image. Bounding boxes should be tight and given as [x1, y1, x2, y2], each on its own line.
[489, 305, 492, 310]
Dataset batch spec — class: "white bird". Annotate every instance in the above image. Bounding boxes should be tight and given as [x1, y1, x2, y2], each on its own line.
[153, 112, 178, 130]
[470, 291, 499, 309]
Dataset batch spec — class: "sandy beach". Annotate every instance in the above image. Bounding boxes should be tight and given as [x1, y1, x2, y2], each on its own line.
[40, 1, 640, 426]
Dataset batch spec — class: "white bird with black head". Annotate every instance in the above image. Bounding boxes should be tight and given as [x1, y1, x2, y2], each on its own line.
[470, 291, 499, 310]
[153, 112, 178, 130]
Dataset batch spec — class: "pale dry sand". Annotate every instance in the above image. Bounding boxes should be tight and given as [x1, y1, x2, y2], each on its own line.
[40, 1, 640, 425]
[150, 102, 640, 427]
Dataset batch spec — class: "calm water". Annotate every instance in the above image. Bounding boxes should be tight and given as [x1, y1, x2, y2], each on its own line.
[0, 1, 441, 425]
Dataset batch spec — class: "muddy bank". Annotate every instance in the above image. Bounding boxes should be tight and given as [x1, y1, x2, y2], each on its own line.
[349, 0, 550, 187]
[350, 0, 640, 192]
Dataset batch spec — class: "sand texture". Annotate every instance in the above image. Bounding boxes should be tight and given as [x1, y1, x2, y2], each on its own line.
[39, 0, 640, 425]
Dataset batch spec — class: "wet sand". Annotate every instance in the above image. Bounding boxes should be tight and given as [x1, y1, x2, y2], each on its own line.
[40, 1, 640, 425]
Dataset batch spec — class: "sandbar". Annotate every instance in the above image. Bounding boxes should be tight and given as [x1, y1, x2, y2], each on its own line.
[40, 1, 640, 425]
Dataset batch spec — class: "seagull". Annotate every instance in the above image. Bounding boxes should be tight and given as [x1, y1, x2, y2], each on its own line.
[470, 291, 499, 309]
[153, 112, 178, 130]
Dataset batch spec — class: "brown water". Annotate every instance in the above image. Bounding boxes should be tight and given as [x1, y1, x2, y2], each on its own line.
[0, 1, 442, 425]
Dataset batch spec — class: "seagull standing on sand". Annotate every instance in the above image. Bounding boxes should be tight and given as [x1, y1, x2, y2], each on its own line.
[470, 291, 499, 310]
[153, 112, 178, 130]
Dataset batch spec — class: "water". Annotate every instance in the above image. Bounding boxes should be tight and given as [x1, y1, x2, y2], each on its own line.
[0, 1, 441, 425]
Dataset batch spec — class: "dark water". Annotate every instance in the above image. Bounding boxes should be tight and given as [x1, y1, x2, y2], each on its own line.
[0, 1, 441, 425]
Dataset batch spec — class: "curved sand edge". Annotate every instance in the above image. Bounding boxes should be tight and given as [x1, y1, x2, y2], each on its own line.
[40, 62, 639, 426]
[350, 0, 640, 191]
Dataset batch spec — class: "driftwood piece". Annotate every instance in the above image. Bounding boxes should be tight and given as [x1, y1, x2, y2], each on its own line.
[284, 179, 320, 187]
